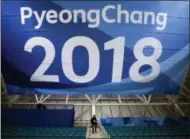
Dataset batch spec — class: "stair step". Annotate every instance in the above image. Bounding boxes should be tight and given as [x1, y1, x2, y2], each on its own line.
[87, 127, 109, 139]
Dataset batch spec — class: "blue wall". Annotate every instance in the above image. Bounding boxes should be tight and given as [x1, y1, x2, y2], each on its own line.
[2, 108, 75, 127]
[100, 117, 190, 127]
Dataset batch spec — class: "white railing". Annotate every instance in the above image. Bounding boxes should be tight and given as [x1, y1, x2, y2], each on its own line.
[86, 120, 110, 139]
[86, 120, 91, 139]
[98, 121, 110, 139]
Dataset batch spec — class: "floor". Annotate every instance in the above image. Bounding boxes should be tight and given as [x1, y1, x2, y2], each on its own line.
[87, 127, 108, 139]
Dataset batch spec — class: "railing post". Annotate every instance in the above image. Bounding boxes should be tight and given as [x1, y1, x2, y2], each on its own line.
[86, 120, 90, 139]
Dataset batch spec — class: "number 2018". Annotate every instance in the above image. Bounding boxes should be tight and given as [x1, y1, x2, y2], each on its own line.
[24, 36, 162, 83]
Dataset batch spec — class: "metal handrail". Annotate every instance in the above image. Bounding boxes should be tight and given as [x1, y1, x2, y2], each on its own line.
[98, 121, 110, 139]
[86, 120, 90, 138]
[86, 120, 110, 139]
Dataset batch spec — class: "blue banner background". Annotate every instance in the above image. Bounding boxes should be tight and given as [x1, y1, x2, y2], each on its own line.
[2, 1, 189, 95]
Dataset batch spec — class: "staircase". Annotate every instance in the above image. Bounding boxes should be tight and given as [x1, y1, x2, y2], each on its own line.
[86, 121, 110, 139]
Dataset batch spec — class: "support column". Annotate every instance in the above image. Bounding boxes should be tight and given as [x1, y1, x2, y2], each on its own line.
[92, 95, 96, 116]
[92, 103, 96, 116]
[65, 94, 69, 104]
[118, 95, 122, 103]
[85, 94, 102, 116]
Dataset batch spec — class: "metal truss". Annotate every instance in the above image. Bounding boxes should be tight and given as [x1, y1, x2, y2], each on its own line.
[2, 93, 190, 116]
[1, 68, 190, 116]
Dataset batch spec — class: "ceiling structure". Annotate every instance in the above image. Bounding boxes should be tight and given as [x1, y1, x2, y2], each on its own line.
[1, 65, 190, 116]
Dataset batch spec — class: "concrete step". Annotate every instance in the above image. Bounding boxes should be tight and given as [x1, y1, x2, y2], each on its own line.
[87, 127, 109, 139]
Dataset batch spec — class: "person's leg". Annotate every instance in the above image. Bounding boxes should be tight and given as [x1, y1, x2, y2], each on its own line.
[93, 124, 96, 134]
[92, 124, 94, 134]
[95, 123, 97, 133]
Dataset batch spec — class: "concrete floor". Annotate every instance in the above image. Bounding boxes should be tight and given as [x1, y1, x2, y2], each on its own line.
[87, 127, 108, 139]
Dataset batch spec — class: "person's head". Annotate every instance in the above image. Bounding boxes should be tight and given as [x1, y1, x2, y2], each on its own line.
[93, 115, 96, 118]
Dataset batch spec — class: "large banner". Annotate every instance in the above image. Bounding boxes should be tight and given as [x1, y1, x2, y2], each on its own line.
[2, 1, 189, 95]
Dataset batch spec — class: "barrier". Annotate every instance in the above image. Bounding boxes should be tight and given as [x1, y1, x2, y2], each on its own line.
[100, 117, 190, 127]
[2, 126, 87, 139]
[2, 108, 75, 127]
[105, 126, 190, 139]
[98, 120, 110, 139]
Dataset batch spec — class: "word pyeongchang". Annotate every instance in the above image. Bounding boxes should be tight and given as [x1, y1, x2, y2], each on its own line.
[20, 5, 168, 30]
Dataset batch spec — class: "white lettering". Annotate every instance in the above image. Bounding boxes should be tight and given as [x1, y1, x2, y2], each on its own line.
[20, 5, 168, 30]
[87, 9, 100, 28]
[73, 9, 86, 23]
[59, 9, 72, 23]
[20, 7, 33, 24]
[46, 10, 58, 24]
[144, 11, 155, 25]
[117, 5, 129, 23]
[130, 11, 143, 24]
[34, 10, 46, 29]
[156, 13, 168, 30]
[102, 5, 116, 23]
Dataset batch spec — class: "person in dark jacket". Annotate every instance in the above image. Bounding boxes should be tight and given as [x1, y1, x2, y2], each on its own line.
[90, 115, 97, 134]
